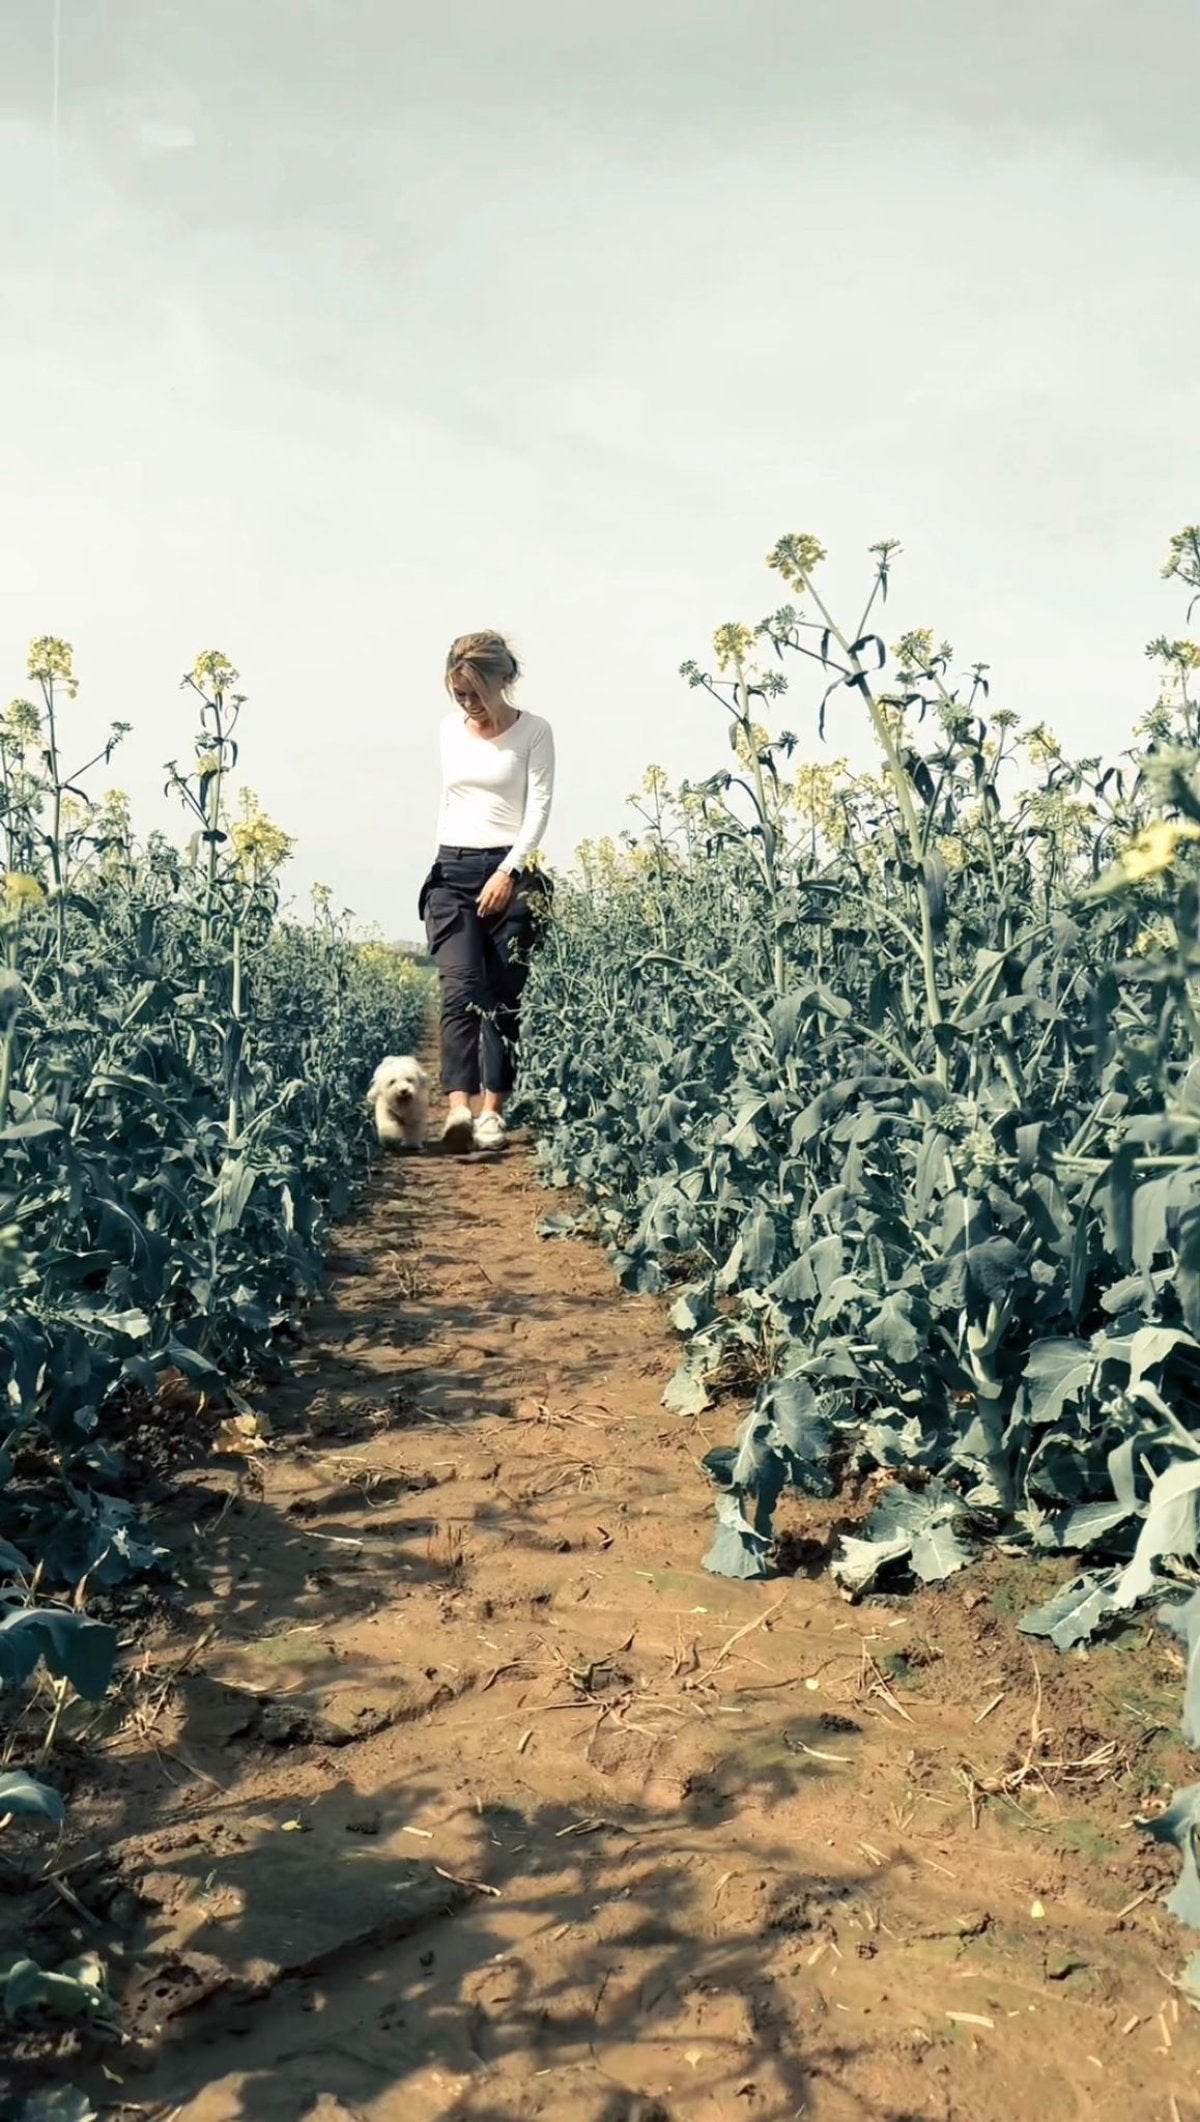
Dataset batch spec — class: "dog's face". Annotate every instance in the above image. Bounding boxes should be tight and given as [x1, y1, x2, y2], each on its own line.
[368, 1056, 428, 1111]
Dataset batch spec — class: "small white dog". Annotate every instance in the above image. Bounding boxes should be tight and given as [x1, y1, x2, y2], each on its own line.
[367, 1055, 430, 1151]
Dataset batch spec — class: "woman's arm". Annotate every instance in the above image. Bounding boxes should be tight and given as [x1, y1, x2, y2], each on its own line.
[500, 719, 555, 875]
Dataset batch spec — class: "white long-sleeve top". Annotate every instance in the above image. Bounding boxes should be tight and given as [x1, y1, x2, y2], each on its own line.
[435, 709, 555, 875]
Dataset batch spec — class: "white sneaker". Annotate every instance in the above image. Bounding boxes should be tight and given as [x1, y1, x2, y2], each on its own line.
[440, 1108, 475, 1154]
[473, 1110, 507, 1152]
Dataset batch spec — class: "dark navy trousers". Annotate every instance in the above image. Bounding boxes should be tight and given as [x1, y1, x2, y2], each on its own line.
[419, 846, 547, 1095]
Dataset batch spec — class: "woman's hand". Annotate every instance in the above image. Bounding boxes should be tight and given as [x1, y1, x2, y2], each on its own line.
[477, 868, 515, 920]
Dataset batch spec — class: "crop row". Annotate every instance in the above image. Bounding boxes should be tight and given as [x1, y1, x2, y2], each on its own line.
[0, 642, 427, 1877]
[519, 527, 1200, 1941]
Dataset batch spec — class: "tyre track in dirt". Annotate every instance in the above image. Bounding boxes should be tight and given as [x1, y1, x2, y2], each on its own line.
[54, 1132, 1200, 2119]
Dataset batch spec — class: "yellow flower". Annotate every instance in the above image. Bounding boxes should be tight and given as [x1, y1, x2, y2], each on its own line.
[937, 702, 974, 742]
[767, 533, 827, 588]
[1132, 920, 1173, 956]
[892, 627, 935, 673]
[230, 789, 295, 878]
[793, 758, 849, 832]
[1163, 528, 1200, 583]
[192, 650, 240, 696]
[4, 871, 45, 909]
[713, 622, 756, 672]
[734, 721, 771, 766]
[1137, 704, 1176, 743]
[4, 698, 41, 745]
[1118, 817, 1200, 883]
[27, 637, 77, 693]
[1025, 723, 1063, 766]
[1024, 791, 1093, 859]
[356, 938, 421, 984]
[1145, 636, 1200, 671]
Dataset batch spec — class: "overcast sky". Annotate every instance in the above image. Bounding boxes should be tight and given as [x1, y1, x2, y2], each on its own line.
[1, 0, 1198, 935]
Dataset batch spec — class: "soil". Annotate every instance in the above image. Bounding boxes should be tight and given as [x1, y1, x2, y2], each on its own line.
[4, 1126, 1200, 2121]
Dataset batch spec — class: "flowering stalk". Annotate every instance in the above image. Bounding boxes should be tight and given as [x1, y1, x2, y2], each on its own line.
[193, 670, 236, 960]
[731, 648, 787, 1001]
[684, 624, 793, 1004]
[626, 770, 674, 954]
[26, 639, 76, 964]
[168, 653, 243, 1071]
[767, 538, 949, 1081]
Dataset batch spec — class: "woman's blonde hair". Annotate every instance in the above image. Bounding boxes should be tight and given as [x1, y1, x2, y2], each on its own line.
[445, 630, 521, 702]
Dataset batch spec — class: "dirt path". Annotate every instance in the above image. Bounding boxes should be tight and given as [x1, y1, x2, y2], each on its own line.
[28, 1132, 1200, 2120]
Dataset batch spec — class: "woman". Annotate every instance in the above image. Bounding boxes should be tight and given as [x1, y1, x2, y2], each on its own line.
[418, 631, 555, 1153]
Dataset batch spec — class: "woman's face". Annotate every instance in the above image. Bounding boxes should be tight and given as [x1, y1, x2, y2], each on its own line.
[452, 673, 503, 724]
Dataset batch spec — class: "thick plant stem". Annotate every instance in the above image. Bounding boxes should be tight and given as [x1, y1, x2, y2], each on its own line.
[227, 918, 243, 1143]
[0, 928, 19, 1121]
[0, 1014, 15, 1124]
[728, 656, 799, 1097]
[40, 677, 66, 964]
[188, 695, 226, 1075]
[732, 655, 787, 1002]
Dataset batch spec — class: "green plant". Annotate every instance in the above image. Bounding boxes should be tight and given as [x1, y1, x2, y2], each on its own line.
[519, 524, 1200, 1921]
[0, 634, 429, 1828]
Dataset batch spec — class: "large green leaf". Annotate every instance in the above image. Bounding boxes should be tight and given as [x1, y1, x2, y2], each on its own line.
[2, 1949, 112, 2023]
[832, 1482, 975, 1596]
[1022, 1338, 1094, 1426]
[703, 1492, 773, 1580]
[0, 1771, 65, 1824]
[1144, 1784, 1200, 1930]
[209, 1156, 258, 1234]
[1019, 1570, 1121, 1651]
[740, 1209, 777, 1281]
[866, 1292, 921, 1368]
[0, 1608, 118, 1700]
[760, 1377, 836, 1498]
[1114, 1454, 1200, 1608]
[662, 1360, 711, 1416]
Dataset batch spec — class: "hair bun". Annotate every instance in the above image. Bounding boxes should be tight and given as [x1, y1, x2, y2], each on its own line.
[445, 631, 521, 696]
